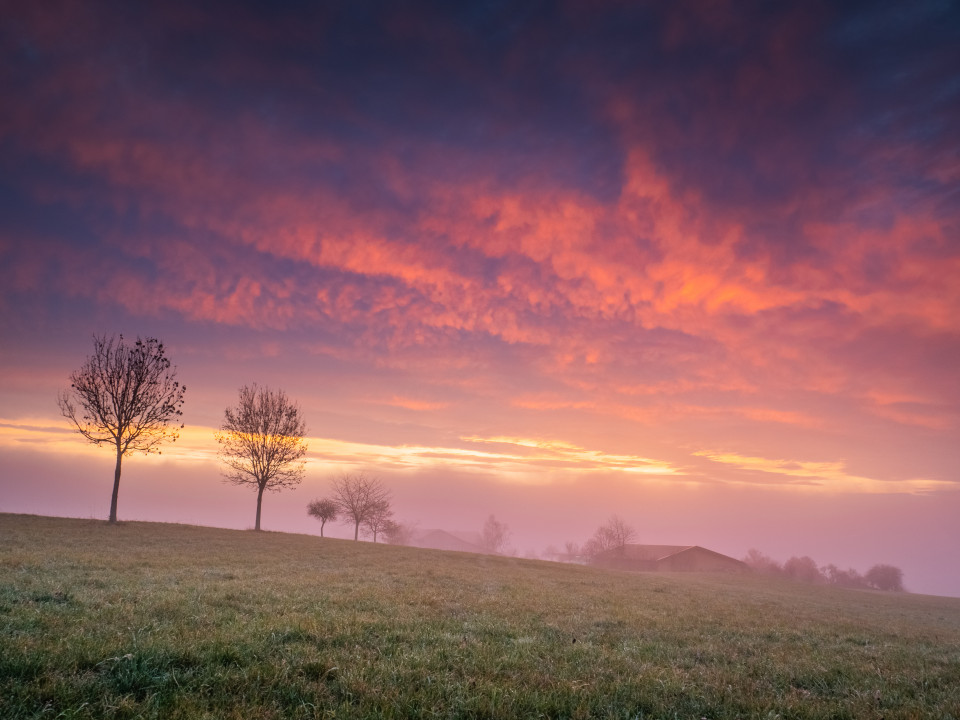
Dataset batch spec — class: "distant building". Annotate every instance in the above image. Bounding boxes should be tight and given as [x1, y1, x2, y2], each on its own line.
[408, 529, 487, 554]
[592, 544, 748, 573]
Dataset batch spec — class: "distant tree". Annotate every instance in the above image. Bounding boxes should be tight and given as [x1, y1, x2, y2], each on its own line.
[306, 498, 338, 537]
[480, 514, 510, 554]
[783, 556, 825, 584]
[216, 384, 307, 531]
[382, 519, 416, 546]
[331, 472, 391, 541]
[742, 549, 783, 575]
[584, 515, 636, 559]
[865, 564, 904, 592]
[823, 564, 868, 589]
[362, 499, 394, 543]
[58, 334, 186, 524]
[563, 540, 581, 561]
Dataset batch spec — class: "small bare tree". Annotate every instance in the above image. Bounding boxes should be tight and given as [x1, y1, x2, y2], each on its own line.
[480, 514, 510, 554]
[58, 334, 186, 524]
[330, 471, 391, 541]
[306, 498, 338, 537]
[362, 499, 393, 543]
[216, 384, 307, 531]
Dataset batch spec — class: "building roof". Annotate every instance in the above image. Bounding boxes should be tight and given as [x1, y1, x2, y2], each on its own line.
[595, 544, 747, 567]
[614, 544, 696, 561]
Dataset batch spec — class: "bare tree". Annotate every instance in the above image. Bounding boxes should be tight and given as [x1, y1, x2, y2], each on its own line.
[362, 499, 393, 542]
[480, 514, 510, 554]
[58, 334, 186, 524]
[584, 514, 636, 559]
[306, 498, 338, 537]
[216, 384, 307, 531]
[331, 472, 391, 541]
[382, 519, 416, 546]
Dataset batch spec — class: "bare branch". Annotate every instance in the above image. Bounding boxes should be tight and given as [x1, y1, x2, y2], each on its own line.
[217, 384, 308, 531]
[58, 334, 186, 523]
[480, 514, 510, 555]
[330, 472, 391, 541]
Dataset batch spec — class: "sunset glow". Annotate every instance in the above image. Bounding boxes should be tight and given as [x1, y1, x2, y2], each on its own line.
[1, 1, 958, 596]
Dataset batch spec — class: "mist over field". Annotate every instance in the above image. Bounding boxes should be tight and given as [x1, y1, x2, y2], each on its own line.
[3, 446, 956, 597]
[3, 514, 960, 718]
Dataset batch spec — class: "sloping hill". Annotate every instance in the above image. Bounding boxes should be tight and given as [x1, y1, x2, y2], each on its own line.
[2, 513, 959, 719]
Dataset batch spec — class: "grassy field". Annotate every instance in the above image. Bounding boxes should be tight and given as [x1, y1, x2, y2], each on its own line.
[1, 514, 959, 719]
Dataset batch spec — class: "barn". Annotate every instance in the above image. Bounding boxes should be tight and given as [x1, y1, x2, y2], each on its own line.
[592, 544, 748, 573]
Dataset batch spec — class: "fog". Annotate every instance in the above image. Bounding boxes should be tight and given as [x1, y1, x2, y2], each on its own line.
[3, 446, 957, 598]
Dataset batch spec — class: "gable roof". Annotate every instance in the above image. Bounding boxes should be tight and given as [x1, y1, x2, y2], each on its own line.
[614, 544, 695, 561]
[594, 544, 748, 569]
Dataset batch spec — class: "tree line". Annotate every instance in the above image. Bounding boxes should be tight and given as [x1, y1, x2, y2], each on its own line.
[56, 333, 906, 588]
[742, 549, 905, 592]
[58, 333, 517, 549]
[60, 334, 312, 530]
[547, 516, 905, 592]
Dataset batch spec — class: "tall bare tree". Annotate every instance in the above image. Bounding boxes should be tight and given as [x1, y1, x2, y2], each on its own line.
[58, 334, 186, 524]
[216, 384, 307, 531]
[306, 498, 338, 537]
[480, 514, 510, 554]
[330, 472, 391, 541]
[362, 499, 393, 542]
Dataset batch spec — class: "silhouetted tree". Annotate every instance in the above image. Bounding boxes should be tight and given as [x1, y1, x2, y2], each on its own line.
[362, 499, 393, 542]
[480, 514, 510, 554]
[866, 564, 904, 591]
[216, 384, 307, 531]
[307, 498, 338, 537]
[58, 334, 186, 524]
[331, 472, 391, 541]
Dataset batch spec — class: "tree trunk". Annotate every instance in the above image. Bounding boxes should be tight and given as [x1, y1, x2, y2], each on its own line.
[109, 444, 123, 524]
[255, 483, 265, 531]
[320, 520, 325, 537]
[354, 521, 359, 541]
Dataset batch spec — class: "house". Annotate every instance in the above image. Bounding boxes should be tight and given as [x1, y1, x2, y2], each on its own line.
[408, 529, 487, 554]
[592, 544, 748, 573]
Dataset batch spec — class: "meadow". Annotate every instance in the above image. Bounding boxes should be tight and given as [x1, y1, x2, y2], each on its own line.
[1, 513, 958, 719]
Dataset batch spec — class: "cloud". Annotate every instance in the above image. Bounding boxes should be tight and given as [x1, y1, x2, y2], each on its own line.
[694, 450, 957, 495]
[1, 0, 957, 502]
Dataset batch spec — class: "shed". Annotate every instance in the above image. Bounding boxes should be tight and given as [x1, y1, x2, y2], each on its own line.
[593, 544, 748, 573]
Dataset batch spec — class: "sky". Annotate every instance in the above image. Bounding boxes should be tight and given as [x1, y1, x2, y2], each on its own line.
[1, 1, 959, 596]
